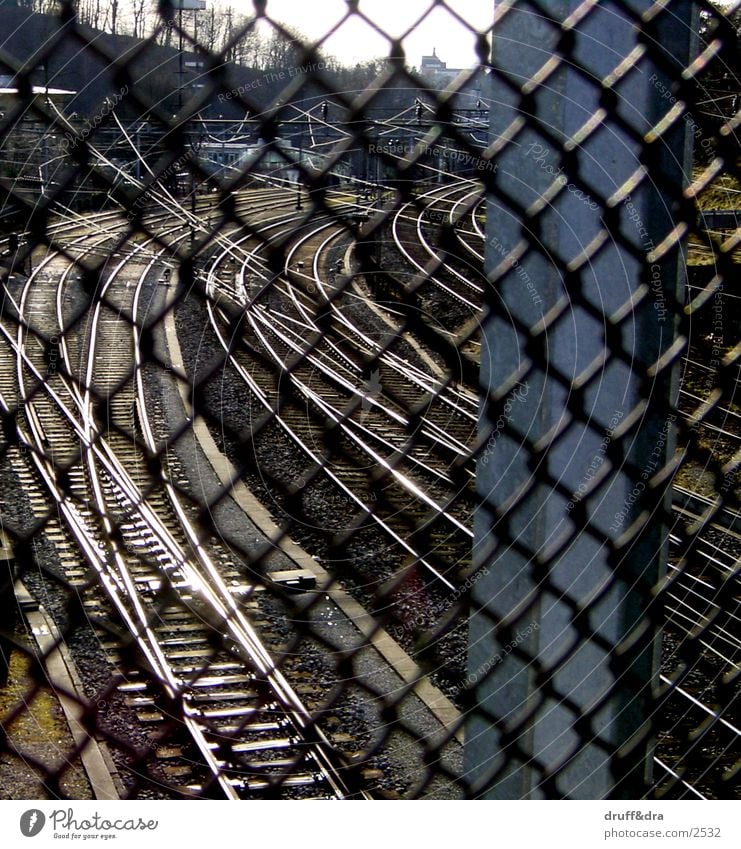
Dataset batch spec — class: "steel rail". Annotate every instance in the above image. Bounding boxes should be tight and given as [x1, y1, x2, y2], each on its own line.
[206, 211, 475, 569]
[389, 182, 483, 312]
[203, 258, 459, 589]
[129, 265, 365, 801]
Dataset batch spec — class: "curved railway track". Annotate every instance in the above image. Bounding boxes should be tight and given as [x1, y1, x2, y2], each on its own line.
[0, 173, 738, 800]
[199, 183, 740, 798]
[202, 209, 478, 591]
[372, 178, 741, 797]
[1, 199, 370, 799]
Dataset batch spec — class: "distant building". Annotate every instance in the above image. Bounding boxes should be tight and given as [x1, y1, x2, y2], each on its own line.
[0, 74, 74, 109]
[0, 75, 75, 196]
[198, 138, 349, 185]
[420, 47, 466, 88]
[418, 49, 487, 112]
[420, 48, 448, 76]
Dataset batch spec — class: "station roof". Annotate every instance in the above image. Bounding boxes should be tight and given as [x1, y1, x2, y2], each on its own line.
[0, 74, 75, 97]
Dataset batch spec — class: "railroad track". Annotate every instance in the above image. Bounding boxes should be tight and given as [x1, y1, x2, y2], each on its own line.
[200, 200, 478, 592]
[366, 179, 741, 797]
[389, 181, 485, 313]
[1, 166, 737, 799]
[1, 202, 370, 799]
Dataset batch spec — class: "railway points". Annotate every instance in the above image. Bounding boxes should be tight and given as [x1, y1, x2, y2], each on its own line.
[0, 167, 738, 797]
[1, 179, 736, 798]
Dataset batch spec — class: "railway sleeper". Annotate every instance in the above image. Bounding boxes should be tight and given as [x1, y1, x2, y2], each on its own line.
[187, 690, 264, 704]
[228, 773, 322, 791]
[175, 661, 245, 673]
[156, 746, 185, 759]
[165, 648, 221, 659]
[190, 707, 264, 726]
[162, 765, 194, 779]
[114, 681, 175, 701]
[156, 610, 212, 623]
[136, 709, 165, 723]
[124, 695, 157, 707]
[155, 621, 219, 634]
[124, 536, 167, 553]
[177, 671, 254, 687]
[199, 709, 283, 727]
[239, 757, 307, 771]
[159, 634, 220, 647]
[208, 737, 296, 754]
[204, 720, 289, 736]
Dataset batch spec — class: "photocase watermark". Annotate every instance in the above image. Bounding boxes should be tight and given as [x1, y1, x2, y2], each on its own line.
[566, 408, 624, 512]
[489, 236, 543, 308]
[360, 368, 382, 424]
[480, 380, 530, 464]
[719, 463, 737, 497]
[60, 86, 129, 152]
[218, 61, 330, 101]
[18, 808, 158, 839]
[521, 143, 668, 322]
[261, 478, 377, 507]
[622, 194, 667, 323]
[421, 208, 446, 224]
[314, 489, 378, 509]
[126, 153, 190, 220]
[20, 809, 46, 837]
[59, 809, 157, 838]
[649, 73, 714, 155]
[523, 141, 600, 211]
[393, 565, 490, 636]
[452, 620, 540, 697]
[609, 413, 676, 533]
[368, 141, 497, 173]
[47, 334, 61, 376]
[708, 280, 725, 373]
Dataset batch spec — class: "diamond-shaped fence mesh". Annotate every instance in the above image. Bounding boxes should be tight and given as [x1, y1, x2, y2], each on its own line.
[0, 0, 738, 801]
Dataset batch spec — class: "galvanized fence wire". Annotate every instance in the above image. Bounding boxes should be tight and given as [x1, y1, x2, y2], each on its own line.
[0, 0, 738, 800]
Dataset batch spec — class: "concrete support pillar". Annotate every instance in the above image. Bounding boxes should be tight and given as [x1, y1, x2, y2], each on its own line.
[466, 1, 693, 798]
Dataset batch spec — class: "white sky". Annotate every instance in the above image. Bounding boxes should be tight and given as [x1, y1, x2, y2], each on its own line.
[230, 0, 494, 69]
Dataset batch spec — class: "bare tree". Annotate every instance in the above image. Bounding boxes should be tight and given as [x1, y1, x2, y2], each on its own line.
[129, 0, 148, 39]
[109, 0, 119, 35]
[36, 1, 60, 13]
[16, 0, 337, 79]
[86, 0, 103, 30]
[261, 28, 303, 71]
[224, 8, 262, 67]
[198, 2, 224, 55]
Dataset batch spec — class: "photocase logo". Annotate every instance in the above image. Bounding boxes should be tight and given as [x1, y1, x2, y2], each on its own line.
[20, 810, 46, 837]
[360, 368, 382, 423]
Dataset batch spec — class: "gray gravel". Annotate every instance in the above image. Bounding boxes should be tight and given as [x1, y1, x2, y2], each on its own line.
[157, 275, 464, 798]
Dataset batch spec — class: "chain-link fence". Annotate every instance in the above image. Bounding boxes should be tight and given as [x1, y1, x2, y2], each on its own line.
[0, 0, 738, 801]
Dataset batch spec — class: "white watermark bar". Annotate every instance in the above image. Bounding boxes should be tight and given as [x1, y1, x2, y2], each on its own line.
[1, 800, 738, 847]
[468, 1, 693, 798]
